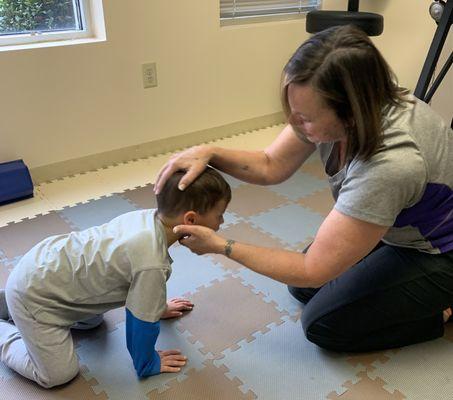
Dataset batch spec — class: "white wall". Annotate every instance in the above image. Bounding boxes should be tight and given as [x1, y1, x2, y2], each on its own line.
[0, 0, 450, 172]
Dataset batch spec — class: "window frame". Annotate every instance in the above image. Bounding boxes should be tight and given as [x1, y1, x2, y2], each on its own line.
[0, 0, 106, 51]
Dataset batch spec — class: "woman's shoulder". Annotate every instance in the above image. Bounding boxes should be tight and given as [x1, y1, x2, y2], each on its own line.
[383, 95, 448, 141]
[348, 136, 427, 187]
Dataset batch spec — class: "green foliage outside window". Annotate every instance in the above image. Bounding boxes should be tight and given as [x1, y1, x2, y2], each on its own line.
[0, 0, 77, 34]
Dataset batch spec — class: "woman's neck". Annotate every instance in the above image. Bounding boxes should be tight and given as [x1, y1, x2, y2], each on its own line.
[338, 140, 347, 170]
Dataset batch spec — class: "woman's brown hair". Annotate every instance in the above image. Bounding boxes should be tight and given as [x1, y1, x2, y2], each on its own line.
[281, 25, 410, 161]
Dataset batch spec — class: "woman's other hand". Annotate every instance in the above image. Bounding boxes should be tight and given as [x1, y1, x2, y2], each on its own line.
[173, 225, 225, 255]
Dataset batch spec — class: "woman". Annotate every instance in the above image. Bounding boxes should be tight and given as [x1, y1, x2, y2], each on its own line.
[154, 25, 453, 352]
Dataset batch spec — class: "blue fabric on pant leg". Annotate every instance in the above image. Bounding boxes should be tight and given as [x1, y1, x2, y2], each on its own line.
[300, 245, 453, 352]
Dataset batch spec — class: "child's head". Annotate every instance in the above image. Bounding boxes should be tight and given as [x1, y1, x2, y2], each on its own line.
[156, 167, 231, 231]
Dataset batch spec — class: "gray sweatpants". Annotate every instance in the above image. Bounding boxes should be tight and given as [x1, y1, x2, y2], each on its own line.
[0, 278, 103, 388]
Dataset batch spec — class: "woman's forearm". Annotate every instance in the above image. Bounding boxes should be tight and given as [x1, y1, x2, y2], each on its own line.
[207, 125, 316, 185]
[154, 124, 316, 194]
[174, 225, 325, 288]
[219, 240, 320, 288]
[208, 146, 277, 185]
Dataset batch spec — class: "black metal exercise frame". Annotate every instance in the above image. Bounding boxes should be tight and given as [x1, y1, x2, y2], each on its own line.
[347, 0, 359, 12]
[414, 0, 453, 106]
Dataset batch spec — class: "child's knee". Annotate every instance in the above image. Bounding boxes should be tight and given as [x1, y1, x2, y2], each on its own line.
[38, 360, 79, 388]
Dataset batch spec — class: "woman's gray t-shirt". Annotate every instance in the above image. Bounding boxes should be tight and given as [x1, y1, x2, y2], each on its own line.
[319, 96, 453, 254]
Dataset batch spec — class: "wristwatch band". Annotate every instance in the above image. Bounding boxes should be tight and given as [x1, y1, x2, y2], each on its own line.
[224, 239, 236, 257]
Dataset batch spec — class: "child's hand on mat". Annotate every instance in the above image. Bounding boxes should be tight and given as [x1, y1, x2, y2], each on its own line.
[158, 349, 187, 373]
[161, 298, 194, 319]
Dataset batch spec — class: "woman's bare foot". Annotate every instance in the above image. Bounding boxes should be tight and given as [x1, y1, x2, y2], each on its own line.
[443, 307, 452, 323]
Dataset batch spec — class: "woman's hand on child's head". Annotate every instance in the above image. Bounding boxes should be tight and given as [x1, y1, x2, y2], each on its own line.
[161, 298, 194, 319]
[154, 145, 212, 194]
[158, 349, 187, 373]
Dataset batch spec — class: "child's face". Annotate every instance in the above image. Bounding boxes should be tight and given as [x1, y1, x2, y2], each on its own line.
[196, 199, 228, 232]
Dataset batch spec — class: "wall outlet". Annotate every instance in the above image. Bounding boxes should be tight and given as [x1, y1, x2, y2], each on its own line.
[142, 62, 157, 88]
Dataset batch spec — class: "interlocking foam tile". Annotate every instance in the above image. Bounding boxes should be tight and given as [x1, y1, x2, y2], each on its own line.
[222, 211, 242, 228]
[144, 154, 173, 184]
[101, 307, 126, 332]
[148, 360, 257, 400]
[298, 187, 335, 217]
[0, 258, 12, 288]
[166, 244, 230, 299]
[0, 365, 108, 400]
[2, 255, 22, 270]
[176, 275, 288, 358]
[367, 338, 453, 399]
[300, 159, 329, 180]
[0, 212, 73, 259]
[248, 204, 325, 246]
[220, 173, 245, 190]
[119, 184, 157, 210]
[207, 254, 244, 272]
[91, 159, 156, 196]
[234, 268, 302, 318]
[327, 371, 405, 400]
[228, 185, 289, 217]
[72, 308, 126, 348]
[212, 125, 281, 151]
[77, 320, 208, 400]
[37, 171, 111, 210]
[268, 171, 329, 201]
[214, 317, 362, 400]
[218, 221, 285, 248]
[345, 350, 394, 372]
[58, 195, 138, 230]
[0, 188, 53, 227]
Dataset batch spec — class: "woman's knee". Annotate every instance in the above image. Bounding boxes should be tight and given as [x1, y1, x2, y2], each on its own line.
[301, 309, 352, 352]
[288, 285, 319, 304]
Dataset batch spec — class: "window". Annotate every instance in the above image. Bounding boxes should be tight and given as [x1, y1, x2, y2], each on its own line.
[220, 0, 320, 21]
[0, 0, 105, 50]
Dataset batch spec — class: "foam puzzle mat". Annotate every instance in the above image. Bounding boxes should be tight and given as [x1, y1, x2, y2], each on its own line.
[1, 127, 453, 399]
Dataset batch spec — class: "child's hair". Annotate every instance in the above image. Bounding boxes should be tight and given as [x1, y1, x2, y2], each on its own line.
[156, 167, 231, 217]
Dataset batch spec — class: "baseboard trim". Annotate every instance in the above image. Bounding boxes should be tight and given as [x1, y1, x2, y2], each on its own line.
[31, 112, 285, 184]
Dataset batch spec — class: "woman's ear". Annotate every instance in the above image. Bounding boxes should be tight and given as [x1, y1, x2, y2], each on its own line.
[183, 211, 197, 225]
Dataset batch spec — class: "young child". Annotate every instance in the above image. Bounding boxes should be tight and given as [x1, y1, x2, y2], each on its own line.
[0, 167, 231, 388]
